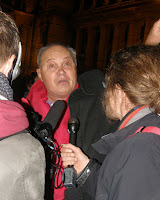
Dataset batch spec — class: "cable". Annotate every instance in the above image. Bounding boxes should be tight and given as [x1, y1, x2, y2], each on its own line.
[43, 137, 64, 188]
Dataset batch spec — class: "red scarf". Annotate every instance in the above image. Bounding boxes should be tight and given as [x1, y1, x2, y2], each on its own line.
[25, 80, 79, 200]
[53, 83, 79, 200]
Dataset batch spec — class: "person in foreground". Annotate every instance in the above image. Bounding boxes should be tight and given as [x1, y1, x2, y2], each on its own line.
[61, 45, 160, 200]
[0, 12, 45, 200]
[25, 43, 118, 200]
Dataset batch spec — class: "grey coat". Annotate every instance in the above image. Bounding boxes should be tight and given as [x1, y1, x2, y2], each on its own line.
[0, 130, 45, 200]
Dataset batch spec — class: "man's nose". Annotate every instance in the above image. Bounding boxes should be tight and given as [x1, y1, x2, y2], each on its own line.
[58, 66, 65, 75]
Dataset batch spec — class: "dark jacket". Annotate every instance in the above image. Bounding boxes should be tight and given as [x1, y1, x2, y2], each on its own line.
[26, 69, 118, 200]
[83, 107, 160, 200]
[65, 70, 119, 200]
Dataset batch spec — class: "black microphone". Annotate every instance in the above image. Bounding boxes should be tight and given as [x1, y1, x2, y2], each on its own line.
[35, 100, 65, 188]
[36, 100, 65, 139]
[63, 118, 80, 188]
[68, 118, 79, 145]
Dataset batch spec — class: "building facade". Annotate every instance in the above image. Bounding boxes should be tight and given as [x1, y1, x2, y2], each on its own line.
[1, 0, 160, 75]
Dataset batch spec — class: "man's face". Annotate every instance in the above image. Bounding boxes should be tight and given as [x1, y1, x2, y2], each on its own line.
[37, 45, 77, 102]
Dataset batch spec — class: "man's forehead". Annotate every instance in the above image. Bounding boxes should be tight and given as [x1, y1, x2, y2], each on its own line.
[40, 45, 74, 66]
[43, 45, 71, 57]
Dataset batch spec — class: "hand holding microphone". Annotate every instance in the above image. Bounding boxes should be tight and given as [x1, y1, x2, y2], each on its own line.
[62, 118, 90, 188]
[63, 118, 79, 188]
[61, 143, 90, 174]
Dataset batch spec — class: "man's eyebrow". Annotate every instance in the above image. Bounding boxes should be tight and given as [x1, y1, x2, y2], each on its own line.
[63, 56, 72, 60]
[46, 58, 55, 63]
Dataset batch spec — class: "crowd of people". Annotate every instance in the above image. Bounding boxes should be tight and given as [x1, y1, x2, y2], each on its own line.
[0, 9, 160, 200]
[26, 43, 119, 200]
[61, 44, 160, 200]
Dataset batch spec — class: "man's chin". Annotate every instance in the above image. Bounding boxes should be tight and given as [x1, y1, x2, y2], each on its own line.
[56, 89, 71, 98]
[106, 114, 119, 121]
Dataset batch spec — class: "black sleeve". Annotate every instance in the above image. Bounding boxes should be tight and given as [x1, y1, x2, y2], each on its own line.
[81, 161, 101, 198]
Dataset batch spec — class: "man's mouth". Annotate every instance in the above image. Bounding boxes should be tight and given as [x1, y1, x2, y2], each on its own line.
[58, 79, 68, 84]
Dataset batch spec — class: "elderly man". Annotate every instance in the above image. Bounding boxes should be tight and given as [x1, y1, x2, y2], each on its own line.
[26, 43, 118, 200]
[61, 45, 160, 200]
[0, 11, 45, 200]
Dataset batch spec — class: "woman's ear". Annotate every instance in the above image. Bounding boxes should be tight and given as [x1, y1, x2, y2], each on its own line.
[115, 84, 124, 101]
[118, 87, 135, 116]
[114, 85, 132, 120]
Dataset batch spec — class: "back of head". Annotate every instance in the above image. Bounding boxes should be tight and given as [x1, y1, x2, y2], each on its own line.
[105, 45, 160, 114]
[0, 11, 20, 67]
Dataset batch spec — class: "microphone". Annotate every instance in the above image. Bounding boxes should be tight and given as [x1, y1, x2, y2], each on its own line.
[35, 100, 65, 188]
[36, 100, 65, 139]
[68, 118, 79, 145]
[63, 118, 80, 188]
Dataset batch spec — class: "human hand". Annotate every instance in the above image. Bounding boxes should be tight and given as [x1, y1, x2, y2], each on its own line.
[61, 143, 90, 174]
[145, 19, 160, 45]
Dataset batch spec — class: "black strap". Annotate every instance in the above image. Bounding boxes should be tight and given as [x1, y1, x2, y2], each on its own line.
[76, 159, 96, 187]
[138, 126, 146, 133]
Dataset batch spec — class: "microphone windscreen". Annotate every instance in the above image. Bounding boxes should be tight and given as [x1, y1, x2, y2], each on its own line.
[43, 100, 65, 130]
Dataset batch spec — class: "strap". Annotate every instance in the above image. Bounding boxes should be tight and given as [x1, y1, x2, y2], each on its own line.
[127, 126, 160, 139]
[136, 126, 160, 135]
[76, 159, 96, 187]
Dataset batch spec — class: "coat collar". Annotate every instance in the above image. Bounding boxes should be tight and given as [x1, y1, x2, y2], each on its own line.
[92, 106, 153, 155]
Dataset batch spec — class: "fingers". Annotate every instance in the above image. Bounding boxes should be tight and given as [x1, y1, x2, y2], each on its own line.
[61, 144, 78, 168]
[61, 147, 73, 153]
[60, 143, 90, 173]
[61, 143, 79, 152]
[61, 155, 77, 168]
[61, 151, 77, 162]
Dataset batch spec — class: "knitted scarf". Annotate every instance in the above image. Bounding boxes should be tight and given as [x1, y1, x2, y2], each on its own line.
[0, 73, 13, 101]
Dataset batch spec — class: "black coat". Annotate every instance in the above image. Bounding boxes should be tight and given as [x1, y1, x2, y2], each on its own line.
[64, 70, 119, 200]
[84, 108, 160, 200]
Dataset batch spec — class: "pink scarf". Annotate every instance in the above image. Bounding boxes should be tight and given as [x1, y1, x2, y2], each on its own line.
[52, 83, 79, 200]
[24, 79, 79, 200]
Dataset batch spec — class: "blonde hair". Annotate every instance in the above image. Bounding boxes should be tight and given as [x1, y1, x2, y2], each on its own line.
[103, 45, 160, 115]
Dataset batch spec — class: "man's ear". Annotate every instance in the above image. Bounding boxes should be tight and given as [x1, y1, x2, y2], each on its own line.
[36, 68, 43, 82]
[3, 55, 15, 78]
